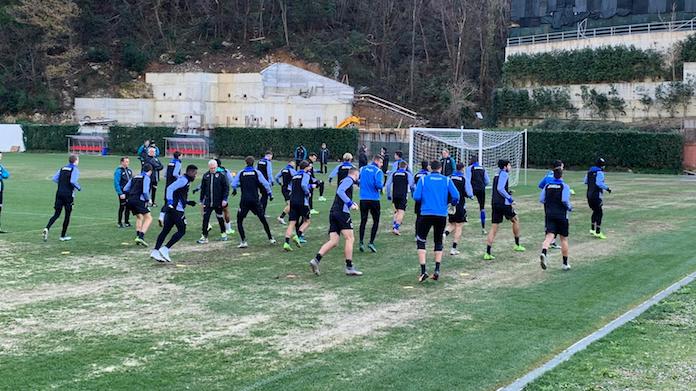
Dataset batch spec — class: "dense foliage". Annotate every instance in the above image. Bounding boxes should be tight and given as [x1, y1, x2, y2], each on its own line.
[503, 46, 666, 86]
[212, 128, 359, 158]
[491, 87, 576, 123]
[108, 126, 176, 154]
[22, 125, 78, 151]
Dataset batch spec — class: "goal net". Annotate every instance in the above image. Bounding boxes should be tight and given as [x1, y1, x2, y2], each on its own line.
[408, 128, 526, 186]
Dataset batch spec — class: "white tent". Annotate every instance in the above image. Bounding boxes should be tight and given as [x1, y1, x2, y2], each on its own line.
[0, 124, 26, 152]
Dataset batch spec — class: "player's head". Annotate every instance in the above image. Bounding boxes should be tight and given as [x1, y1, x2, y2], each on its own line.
[120, 156, 129, 167]
[596, 157, 606, 168]
[430, 160, 442, 172]
[185, 164, 198, 179]
[398, 160, 407, 170]
[421, 160, 429, 171]
[308, 153, 317, 162]
[321, 143, 326, 148]
[553, 167, 563, 179]
[348, 167, 359, 180]
[552, 159, 564, 170]
[173, 151, 181, 160]
[442, 149, 450, 158]
[394, 150, 403, 160]
[456, 162, 465, 172]
[288, 159, 296, 167]
[342, 152, 353, 162]
[208, 159, 218, 172]
[372, 155, 384, 168]
[245, 156, 254, 167]
[142, 163, 153, 174]
[469, 156, 478, 166]
[299, 160, 311, 171]
[265, 151, 273, 160]
[215, 158, 223, 168]
[498, 159, 511, 172]
[143, 140, 150, 146]
[69, 155, 79, 166]
[147, 147, 156, 157]
[380, 146, 387, 154]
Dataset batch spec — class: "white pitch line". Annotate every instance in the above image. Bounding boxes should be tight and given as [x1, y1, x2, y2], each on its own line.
[499, 270, 696, 391]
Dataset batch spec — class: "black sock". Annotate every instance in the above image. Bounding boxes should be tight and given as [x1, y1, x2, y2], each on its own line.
[345, 259, 353, 268]
[452, 242, 458, 249]
[563, 256, 568, 265]
[420, 264, 426, 274]
[434, 262, 441, 272]
[280, 212, 286, 218]
[486, 245, 492, 255]
[542, 248, 547, 255]
[315, 253, 322, 262]
[136, 230, 141, 238]
[285, 237, 290, 244]
[596, 226, 601, 234]
[515, 237, 520, 246]
[298, 230, 303, 237]
[444, 230, 450, 236]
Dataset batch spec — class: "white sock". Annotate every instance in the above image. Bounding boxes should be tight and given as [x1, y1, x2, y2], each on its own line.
[159, 212, 165, 221]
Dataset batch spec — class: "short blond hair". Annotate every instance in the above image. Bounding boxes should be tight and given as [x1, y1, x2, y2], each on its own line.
[342, 152, 353, 161]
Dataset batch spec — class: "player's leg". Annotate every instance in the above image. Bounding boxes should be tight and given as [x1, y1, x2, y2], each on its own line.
[299, 210, 311, 235]
[560, 235, 570, 270]
[432, 216, 446, 280]
[117, 197, 124, 227]
[477, 191, 487, 234]
[368, 201, 380, 251]
[359, 200, 369, 250]
[45, 195, 64, 233]
[284, 206, 301, 250]
[318, 180, 326, 201]
[237, 205, 250, 243]
[151, 184, 158, 207]
[215, 207, 227, 240]
[393, 207, 405, 235]
[60, 198, 73, 239]
[199, 206, 213, 243]
[278, 200, 289, 224]
[342, 228, 361, 275]
[539, 231, 555, 270]
[416, 216, 433, 282]
[588, 198, 598, 235]
[260, 192, 269, 216]
[511, 214, 524, 251]
[141, 212, 153, 235]
[254, 205, 274, 242]
[451, 222, 463, 255]
[595, 202, 605, 239]
[223, 205, 235, 234]
[485, 224, 499, 260]
[152, 211, 175, 261]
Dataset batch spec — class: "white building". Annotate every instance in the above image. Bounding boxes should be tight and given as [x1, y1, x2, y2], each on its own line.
[75, 63, 354, 129]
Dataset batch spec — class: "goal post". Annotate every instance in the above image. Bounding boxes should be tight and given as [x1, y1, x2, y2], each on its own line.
[408, 127, 526, 186]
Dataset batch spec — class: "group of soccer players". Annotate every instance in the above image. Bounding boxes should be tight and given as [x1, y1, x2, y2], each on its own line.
[28, 142, 613, 282]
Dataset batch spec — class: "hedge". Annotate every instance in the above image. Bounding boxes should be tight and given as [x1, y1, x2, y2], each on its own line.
[212, 127, 359, 158]
[23, 124, 79, 151]
[108, 126, 175, 154]
[526, 129, 683, 172]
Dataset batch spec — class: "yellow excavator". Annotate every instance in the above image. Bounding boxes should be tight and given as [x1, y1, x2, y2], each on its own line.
[337, 116, 364, 129]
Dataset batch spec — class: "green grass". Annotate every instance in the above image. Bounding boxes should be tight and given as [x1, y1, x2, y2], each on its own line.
[527, 282, 696, 391]
[0, 153, 694, 390]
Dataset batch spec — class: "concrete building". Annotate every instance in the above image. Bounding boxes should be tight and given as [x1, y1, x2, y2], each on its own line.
[75, 63, 354, 129]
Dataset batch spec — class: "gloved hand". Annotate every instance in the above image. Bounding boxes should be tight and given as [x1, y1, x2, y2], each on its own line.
[269, 194, 274, 201]
[167, 199, 174, 209]
[387, 196, 392, 201]
[606, 188, 612, 194]
[186, 201, 197, 207]
[192, 188, 200, 194]
[232, 189, 237, 196]
[328, 178, 333, 183]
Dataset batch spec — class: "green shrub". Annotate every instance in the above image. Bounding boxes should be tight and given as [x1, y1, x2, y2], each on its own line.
[23, 125, 79, 151]
[526, 129, 683, 172]
[108, 126, 176, 155]
[122, 42, 150, 73]
[85, 47, 110, 63]
[212, 128, 359, 158]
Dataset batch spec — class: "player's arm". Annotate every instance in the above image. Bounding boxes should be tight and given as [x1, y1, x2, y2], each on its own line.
[448, 178, 460, 205]
[143, 175, 151, 201]
[464, 166, 471, 183]
[230, 172, 240, 190]
[174, 161, 182, 178]
[257, 169, 272, 195]
[562, 183, 573, 211]
[336, 178, 353, 207]
[596, 171, 610, 191]
[0, 164, 9, 179]
[407, 171, 415, 192]
[413, 178, 423, 201]
[52, 169, 60, 183]
[484, 170, 490, 186]
[123, 179, 133, 193]
[328, 165, 340, 182]
[274, 170, 283, 186]
[266, 163, 273, 185]
[539, 186, 546, 204]
[497, 171, 513, 202]
[166, 176, 187, 206]
[465, 177, 474, 199]
[384, 173, 393, 199]
[375, 170, 384, 191]
[113, 169, 123, 195]
[301, 173, 311, 195]
[583, 174, 588, 185]
[71, 167, 82, 191]
[537, 175, 548, 190]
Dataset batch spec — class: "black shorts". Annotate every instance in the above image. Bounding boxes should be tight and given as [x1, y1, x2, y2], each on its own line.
[491, 204, 516, 224]
[329, 210, 353, 233]
[127, 199, 150, 215]
[0, 190, 3, 206]
[282, 189, 291, 202]
[288, 204, 310, 222]
[392, 197, 407, 211]
[54, 194, 74, 210]
[448, 204, 467, 223]
[587, 197, 603, 210]
[238, 200, 262, 218]
[416, 215, 447, 249]
[545, 216, 569, 237]
[473, 189, 486, 210]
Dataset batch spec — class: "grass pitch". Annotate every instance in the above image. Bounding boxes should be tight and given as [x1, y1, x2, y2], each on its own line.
[0, 153, 695, 390]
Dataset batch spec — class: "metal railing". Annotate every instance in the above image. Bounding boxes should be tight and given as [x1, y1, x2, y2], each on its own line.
[507, 18, 696, 47]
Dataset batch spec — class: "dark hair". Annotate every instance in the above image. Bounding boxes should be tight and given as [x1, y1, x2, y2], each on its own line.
[430, 160, 441, 171]
[299, 160, 310, 170]
[142, 163, 153, 172]
[398, 160, 407, 169]
[186, 164, 198, 174]
[395, 150, 403, 158]
[381, 146, 387, 152]
[456, 162, 465, 171]
[421, 160, 429, 170]
[120, 156, 129, 162]
[265, 150, 272, 156]
[373, 155, 384, 161]
[553, 167, 563, 179]
[69, 155, 78, 164]
[498, 159, 510, 169]
[596, 157, 606, 167]
[469, 156, 478, 166]
[173, 151, 181, 159]
[245, 156, 254, 166]
[309, 152, 318, 158]
[215, 158, 223, 168]
[552, 159, 563, 169]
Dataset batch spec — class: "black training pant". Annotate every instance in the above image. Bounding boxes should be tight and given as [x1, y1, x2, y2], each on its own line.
[155, 210, 186, 249]
[46, 194, 73, 237]
[260, 192, 269, 215]
[359, 200, 381, 243]
[237, 200, 273, 241]
[117, 196, 130, 225]
[202, 206, 226, 236]
[588, 197, 603, 231]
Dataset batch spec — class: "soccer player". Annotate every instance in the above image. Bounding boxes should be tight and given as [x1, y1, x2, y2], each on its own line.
[358, 144, 368, 168]
[283, 160, 313, 251]
[413, 160, 460, 282]
[309, 167, 363, 276]
[484, 159, 525, 260]
[0, 152, 10, 233]
[386, 160, 414, 236]
[232, 156, 276, 248]
[143, 147, 163, 207]
[539, 167, 572, 271]
[113, 157, 133, 228]
[197, 159, 230, 244]
[43, 155, 81, 242]
[257, 151, 274, 216]
[150, 164, 198, 263]
[466, 156, 490, 235]
[158, 151, 182, 226]
[440, 149, 456, 177]
[307, 153, 326, 210]
[390, 150, 408, 174]
[328, 153, 355, 185]
[294, 144, 308, 166]
[319, 143, 330, 174]
[137, 139, 151, 164]
[275, 159, 296, 225]
[584, 157, 612, 239]
[123, 163, 153, 246]
[413, 160, 430, 228]
[538, 160, 565, 249]
[380, 147, 390, 175]
[446, 163, 474, 255]
[358, 155, 384, 252]
[215, 158, 236, 235]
